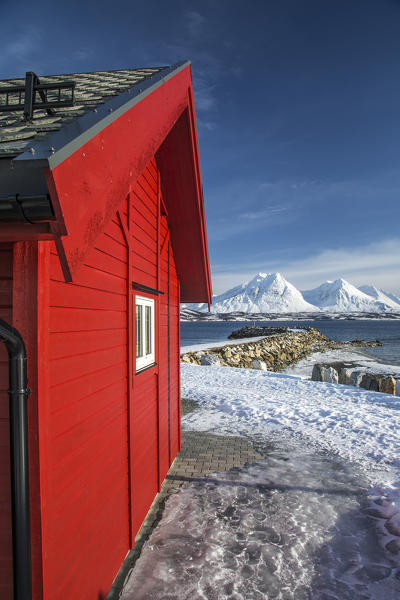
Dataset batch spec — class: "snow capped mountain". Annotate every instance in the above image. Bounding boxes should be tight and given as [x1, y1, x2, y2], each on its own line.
[302, 279, 393, 313]
[183, 273, 400, 315]
[358, 285, 400, 310]
[382, 290, 400, 306]
[199, 272, 317, 314]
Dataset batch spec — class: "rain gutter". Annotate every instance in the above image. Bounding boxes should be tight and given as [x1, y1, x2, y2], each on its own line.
[0, 319, 32, 600]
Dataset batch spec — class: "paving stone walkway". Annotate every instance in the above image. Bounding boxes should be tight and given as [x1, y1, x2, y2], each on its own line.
[106, 410, 266, 599]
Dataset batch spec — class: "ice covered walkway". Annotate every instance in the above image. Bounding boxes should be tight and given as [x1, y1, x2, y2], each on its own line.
[117, 431, 400, 600]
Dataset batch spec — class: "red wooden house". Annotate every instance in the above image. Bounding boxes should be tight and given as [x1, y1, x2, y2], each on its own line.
[0, 63, 211, 599]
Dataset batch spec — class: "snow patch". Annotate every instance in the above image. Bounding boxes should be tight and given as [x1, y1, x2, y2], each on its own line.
[181, 364, 400, 489]
[181, 336, 267, 354]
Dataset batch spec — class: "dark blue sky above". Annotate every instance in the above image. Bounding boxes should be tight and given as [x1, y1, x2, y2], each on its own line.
[2, 0, 400, 293]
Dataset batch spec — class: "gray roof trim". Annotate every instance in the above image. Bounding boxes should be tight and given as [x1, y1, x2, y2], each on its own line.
[14, 61, 190, 170]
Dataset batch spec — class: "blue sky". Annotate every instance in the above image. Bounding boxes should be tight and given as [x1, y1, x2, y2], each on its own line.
[2, 0, 400, 294]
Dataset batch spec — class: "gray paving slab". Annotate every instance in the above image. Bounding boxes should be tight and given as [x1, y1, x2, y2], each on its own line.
[105, 430, 266, 599]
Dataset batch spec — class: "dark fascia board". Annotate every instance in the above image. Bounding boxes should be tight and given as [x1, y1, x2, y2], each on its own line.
[0, 157, 48, 196]
[13, 61, 190, 170]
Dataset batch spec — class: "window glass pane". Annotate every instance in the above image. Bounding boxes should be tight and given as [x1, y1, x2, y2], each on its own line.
[145, 305, 152, 355]
[135, 296, 155, 371]
[136, 304, 143, 357]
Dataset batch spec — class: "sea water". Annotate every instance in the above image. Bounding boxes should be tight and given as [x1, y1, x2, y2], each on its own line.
[180, 320, 400, 364]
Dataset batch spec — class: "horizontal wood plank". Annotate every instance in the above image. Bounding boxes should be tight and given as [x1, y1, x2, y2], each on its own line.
[50, 281, 127, 311]
[50, 307, 126, 333]
[50, 345, 127, 387]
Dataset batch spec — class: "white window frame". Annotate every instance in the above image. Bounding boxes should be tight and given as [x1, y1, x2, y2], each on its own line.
[135, 295, 155, 372]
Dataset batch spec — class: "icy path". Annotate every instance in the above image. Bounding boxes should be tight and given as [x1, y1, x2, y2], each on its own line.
[120, 436, 400, 600]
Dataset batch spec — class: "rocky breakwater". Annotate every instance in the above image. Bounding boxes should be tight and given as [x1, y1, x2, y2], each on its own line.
[312, 361, 400, 397]
[181, 326, 379, 371]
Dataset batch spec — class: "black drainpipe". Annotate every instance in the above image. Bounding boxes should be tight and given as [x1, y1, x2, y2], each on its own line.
[0, 319, 32, 600]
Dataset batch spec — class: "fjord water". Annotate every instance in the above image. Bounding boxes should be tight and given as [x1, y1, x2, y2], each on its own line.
[180, 320, 400, 364]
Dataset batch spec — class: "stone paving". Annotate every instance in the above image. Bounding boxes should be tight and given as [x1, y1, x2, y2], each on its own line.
[106, 400, 266, 599]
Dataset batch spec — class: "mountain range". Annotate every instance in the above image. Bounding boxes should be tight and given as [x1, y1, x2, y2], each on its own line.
[185, 273, 400, 314]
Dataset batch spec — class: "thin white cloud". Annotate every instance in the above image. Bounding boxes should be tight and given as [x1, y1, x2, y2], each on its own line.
[211, 238, 400, 296]
[241, 205, 291, 220]
[206, 178, 294, 241]
[72, 49, 93, 61]
[185, 10, 206, 38]
[194, 83, 217, 111]
[207, 206, 293, 241]
[285, 239, 400, 292]
[230, 65, 243, 78]
[162, 41, 220, 116]
[0, 29, 45, 74]
[197, 118, 217, 131]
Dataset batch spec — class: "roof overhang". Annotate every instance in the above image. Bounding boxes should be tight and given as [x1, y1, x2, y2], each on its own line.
[0, 62, 211, 304]
[156, 102, 211, 303]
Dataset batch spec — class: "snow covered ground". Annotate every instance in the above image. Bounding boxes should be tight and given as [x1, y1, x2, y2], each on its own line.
[181, 364, 400, 481]
[181, 335, 267, 354]
[120, 364, 400, 599]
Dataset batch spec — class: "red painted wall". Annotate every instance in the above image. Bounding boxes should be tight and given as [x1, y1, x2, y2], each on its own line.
[0, 243, 13, 600]
[126, 157, 180, 537]
[38, 209, 130, 599]
[34, 156, 180, 598]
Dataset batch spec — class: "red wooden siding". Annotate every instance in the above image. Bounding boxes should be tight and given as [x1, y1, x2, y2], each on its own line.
[129, 157, 180, 537]
[168, 244, 180, 461]
[0, 243, 13, 600]
[35, 156, 181, 598]
[157, 229, 171, 484]
[40, 204, 130, 599]
[158, 234, 180, 482]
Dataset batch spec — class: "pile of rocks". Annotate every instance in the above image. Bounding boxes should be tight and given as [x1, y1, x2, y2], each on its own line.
[181, 326, 378, 372]
[312, 362, 400, 396]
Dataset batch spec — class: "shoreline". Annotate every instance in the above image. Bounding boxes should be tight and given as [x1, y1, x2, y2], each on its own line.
[181, 341, 400, 370]
[181, 319, 400, 368]
[181, 311, 400, 323]
[181, 326, 382, 371]
[181, 325, 400, 396]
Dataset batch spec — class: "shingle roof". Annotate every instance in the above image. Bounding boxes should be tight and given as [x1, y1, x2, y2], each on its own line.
[0, 67, 166, 158]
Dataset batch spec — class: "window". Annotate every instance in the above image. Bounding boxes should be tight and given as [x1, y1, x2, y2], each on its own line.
[135, 296, 155, 371]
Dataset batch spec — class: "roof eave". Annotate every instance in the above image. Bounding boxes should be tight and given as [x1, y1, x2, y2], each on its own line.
[156, 96, 212, 304]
